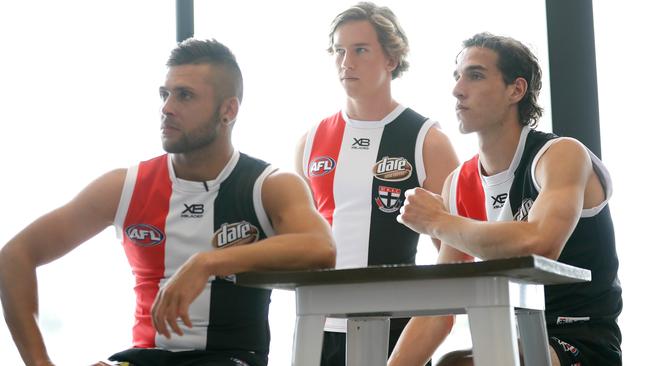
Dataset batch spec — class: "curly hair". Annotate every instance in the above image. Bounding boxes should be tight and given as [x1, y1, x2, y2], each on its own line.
[328, 2, 409, 79]
[461, 32, 543, 127]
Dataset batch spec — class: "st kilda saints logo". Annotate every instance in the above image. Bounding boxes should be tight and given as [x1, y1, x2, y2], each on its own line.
[212, 221, 260, 249]
[375, 186, 402, 213]
[125, 223, 165, 247]
[372, 156, 412, 182]
[309, 156, 336, 177]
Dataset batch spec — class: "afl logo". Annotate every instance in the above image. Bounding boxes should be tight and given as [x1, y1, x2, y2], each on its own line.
[125, 224, 165, 247]
[309, 156, 336, 177]
[212, 221, 260, 249]
[372, 156, 412, 182]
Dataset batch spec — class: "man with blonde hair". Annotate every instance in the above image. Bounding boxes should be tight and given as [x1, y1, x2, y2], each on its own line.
[296, 3, 458, 364]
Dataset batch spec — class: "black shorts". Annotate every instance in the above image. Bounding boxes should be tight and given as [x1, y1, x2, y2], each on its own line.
[547, 321, 621, 366]
[108, 348, 267, 366]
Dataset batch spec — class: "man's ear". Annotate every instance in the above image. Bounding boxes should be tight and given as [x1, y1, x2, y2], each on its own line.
[219, 96, 240, 124]
[386, 55, 398, 74]
[509, 77, 528, 104]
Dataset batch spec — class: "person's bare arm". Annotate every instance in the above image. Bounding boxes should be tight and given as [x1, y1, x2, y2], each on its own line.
[399, 139, 594, 260]
[420, 126, 460, 252]
[389, 173, 472, 366]
[295, 132, 310, 183]
[0, 169, 126, 366]
[151, 170, 335, 338]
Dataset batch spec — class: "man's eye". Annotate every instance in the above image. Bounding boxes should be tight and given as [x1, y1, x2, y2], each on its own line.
[180, 91, 192, 100]
[470, 72, 484, 80]
[159, 91, 169, 100]
[356, 47, 367, 54]
[335, 48, 345, 56]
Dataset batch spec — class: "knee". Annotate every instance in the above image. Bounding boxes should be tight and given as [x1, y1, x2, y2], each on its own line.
[436, 350, 473, 366]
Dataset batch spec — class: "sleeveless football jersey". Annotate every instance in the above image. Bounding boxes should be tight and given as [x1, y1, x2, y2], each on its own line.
[303, 105, 437, 332]
[303, 105, 436, 269]
[448, 127, 622, 327]
[114, 151, 275, 355]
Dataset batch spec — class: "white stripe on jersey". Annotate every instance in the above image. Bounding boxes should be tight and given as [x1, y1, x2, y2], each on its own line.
[114, 165, 139, 241]
[331, 123, 384, 269]
[414, 119, 440, 186]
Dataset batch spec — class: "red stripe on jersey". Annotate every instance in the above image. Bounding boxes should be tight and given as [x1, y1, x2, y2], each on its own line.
[121, 155, 171, 348]
[456, 155, 487, 221]
[308, 112, 346, 225]
[451, 155, 483, 263]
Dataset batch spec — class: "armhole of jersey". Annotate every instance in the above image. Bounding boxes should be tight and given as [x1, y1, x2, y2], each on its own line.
[530, 137, 613, 218]
[415, 119, 440, 186]
[447, 167, 461, 215]
[302, 125, 318, 178]
[585, 147, 613, 217]
[254, 165, 278, 237]
[114, 164, 138, 240]
[530, 139, 556, 193]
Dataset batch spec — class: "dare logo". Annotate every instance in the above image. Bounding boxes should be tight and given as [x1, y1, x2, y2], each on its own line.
[125, 224, 165, 247]
[309, 156, 336, 177]
[212, 221, 260, 249]
[372, 156, 412, 182]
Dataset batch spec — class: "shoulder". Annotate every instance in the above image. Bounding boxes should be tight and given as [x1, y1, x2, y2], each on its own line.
[90, 168, 128, 192]
[534, 137, 593, 187]
[537, 137, 590, 167]
[261, 170, 313, 216]
[423, 123, 452, 146]
[421, 125, 459, 175]
[263, 170, 308, 193]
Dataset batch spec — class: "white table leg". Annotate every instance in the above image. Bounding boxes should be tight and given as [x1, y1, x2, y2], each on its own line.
[467, 306, 520, 366]
[517, 309, 551, 366]
[346, 318, 390, 366]
[292, 314, 325, 366]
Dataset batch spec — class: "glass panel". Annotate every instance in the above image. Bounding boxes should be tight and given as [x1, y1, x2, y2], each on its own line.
[594, 2, 648, 364]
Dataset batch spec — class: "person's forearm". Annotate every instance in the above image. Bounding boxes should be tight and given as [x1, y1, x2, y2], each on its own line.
[431, 213, 555, 260]
[388, 315, 454, 366]
[0, 245, 53, 366]
[203, 232, 336, 276]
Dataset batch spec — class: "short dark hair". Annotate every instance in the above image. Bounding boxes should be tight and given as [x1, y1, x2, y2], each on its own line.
[328, 2, 409, 79]
[167, 38, 243, 103]
[461, 32, 543, 127]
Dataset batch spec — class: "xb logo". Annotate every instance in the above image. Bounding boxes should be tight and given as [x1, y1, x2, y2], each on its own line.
[352, 137, 370, 149]
[182, 203, 204, 218]
[491, 193, 508, 208]
[183, 204, 204, 214]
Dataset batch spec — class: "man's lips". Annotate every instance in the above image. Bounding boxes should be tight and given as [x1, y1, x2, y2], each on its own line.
[340, 75, 359, 81]
[161, 122, 180, 134]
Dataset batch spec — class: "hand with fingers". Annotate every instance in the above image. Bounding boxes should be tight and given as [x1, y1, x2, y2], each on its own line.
[151, 252, 211, 339]
[397, 187, 447, 237]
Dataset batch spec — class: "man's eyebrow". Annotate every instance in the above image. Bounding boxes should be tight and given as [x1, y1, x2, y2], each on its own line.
[333, 42, 371, 48]
[464, 65, 488, 72]
[159, 86, 194, 93]
[454, 64, 488, 78]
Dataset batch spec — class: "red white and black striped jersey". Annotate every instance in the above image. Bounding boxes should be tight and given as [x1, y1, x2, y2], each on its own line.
[302, 105, 436, 269]
[449, 127, 622, 327]
[114, 151, 275, 355]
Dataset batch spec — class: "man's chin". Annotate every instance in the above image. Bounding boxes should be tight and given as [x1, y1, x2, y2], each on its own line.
[458, 123, 472, 135]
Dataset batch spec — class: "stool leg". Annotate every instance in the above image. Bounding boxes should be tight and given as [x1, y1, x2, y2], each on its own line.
[517, 309, 551, 366]
[346, 318, 390, 366]
[467, 306, 519, 366]
[293, 314, 325, 366]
